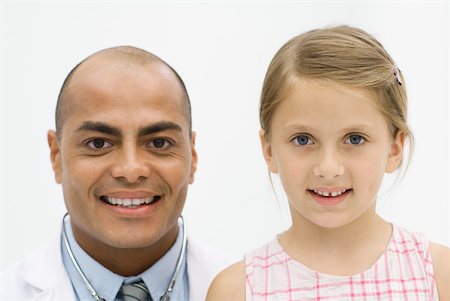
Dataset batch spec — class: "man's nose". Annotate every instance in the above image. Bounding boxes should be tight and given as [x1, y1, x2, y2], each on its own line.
[111, 146, 151, 183]
[313, 147, 345, 180]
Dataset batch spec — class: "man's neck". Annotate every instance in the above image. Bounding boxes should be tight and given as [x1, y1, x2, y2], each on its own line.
[71, 223, 179, 276]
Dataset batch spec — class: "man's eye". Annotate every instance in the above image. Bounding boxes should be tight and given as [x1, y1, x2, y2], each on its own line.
[148, 138, 171, 149]
[87, 139, 112, 149]
[345, 134, 365, 145]
[293, 135, 312, 146]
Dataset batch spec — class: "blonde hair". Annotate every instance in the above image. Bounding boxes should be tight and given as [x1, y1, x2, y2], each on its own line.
[260, 25, 413, 169]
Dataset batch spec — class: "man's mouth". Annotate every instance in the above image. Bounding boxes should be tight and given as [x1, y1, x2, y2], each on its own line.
[99, 195, 161, 208]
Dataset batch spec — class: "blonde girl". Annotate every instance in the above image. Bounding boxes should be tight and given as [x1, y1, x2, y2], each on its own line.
[207, 26, 450, 300]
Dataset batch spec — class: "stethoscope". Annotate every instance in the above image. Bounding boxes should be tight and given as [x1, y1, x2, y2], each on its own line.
[61, 212, 187, 301]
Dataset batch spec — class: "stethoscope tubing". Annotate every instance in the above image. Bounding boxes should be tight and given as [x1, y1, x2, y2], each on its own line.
[61, 213, 187, 301]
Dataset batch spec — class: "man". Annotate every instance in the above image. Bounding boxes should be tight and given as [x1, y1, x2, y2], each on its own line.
[0, 46, 232, 300]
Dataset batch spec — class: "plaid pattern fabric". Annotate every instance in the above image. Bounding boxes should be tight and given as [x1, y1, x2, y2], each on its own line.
[245, 225, 438, 300]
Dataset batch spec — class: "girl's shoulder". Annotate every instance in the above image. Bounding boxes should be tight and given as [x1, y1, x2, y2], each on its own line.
[430, 242, 450, 300]
[393, 224, 449, 298]
[206, 260, 246, 301]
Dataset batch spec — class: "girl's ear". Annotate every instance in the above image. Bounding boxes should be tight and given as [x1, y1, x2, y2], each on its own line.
[385, 131, 405, 173]
[259, 129, 278, 173]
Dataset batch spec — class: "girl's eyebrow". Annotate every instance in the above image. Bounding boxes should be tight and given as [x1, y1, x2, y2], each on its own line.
[340, 124, 374, 132]
[283, 124, 314, 132]
[282, 123, 374, 133]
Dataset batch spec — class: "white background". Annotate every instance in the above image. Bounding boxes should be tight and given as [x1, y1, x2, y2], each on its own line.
[0, 2, 449, 269]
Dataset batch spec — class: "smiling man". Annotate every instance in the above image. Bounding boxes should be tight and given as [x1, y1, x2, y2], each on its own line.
[0, 46, 232, 301]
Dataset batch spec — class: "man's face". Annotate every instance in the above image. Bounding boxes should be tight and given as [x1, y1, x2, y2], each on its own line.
[48, 57, 197, 252]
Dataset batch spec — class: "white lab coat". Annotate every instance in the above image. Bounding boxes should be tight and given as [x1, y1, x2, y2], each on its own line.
[0, 232, 234, 301]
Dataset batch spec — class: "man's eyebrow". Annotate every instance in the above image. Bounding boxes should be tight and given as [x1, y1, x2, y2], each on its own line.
[74, 121, 183, 137]
[138, 121, 183, 136]
[75, 121, 121, 137]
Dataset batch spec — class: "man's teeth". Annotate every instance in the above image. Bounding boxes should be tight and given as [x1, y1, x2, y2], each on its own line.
[106, 197, 156, 206]
[313, 189, 347, 197]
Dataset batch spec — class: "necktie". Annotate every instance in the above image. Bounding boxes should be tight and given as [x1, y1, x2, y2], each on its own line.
[120, 280, 151, 301]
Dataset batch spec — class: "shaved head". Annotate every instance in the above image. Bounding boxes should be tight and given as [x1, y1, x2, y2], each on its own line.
[55, 46, 191, 139]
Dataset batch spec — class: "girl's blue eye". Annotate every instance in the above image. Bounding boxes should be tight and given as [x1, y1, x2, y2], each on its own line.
[294, 135, 311, 146]
[346, 134, 365, 145]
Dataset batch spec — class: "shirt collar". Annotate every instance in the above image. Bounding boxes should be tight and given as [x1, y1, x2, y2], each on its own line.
[122, 221, 186, 300]
[62, 216, 186, 301]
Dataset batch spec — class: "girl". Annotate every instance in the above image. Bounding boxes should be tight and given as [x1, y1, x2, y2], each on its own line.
[207, 26, 450, 300]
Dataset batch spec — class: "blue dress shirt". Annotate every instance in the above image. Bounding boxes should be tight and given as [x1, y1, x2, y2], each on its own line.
[61, 216, 189, 301]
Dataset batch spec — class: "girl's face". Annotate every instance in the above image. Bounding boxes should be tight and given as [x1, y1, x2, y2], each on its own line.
[261, 79, 404, 229]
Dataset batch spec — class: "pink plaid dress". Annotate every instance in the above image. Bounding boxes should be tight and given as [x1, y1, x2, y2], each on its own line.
[245, 225, 438, 300]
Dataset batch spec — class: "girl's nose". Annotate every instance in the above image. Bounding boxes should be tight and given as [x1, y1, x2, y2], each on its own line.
[313, 148, 345, 180]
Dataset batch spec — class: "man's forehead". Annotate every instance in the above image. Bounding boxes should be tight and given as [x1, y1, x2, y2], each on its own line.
[56, 47, 192, 139]
[61, 60, 188, 134]
[69, 54, 172, 87]
[80, 47, 158, 67]
[66, 56, 185, 108]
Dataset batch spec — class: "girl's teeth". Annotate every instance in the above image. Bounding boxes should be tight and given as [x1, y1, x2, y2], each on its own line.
[313, 189, 347, 197]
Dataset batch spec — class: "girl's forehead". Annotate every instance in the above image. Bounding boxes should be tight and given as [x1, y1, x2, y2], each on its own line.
[272, 78, 389, 130]
[283, 78, 376, 107]
[284, 77, 376, 100]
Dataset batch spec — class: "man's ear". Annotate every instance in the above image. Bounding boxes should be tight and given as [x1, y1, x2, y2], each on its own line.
[260, 129, 278, 173]
[385, 131, 405, 173]
[188, 131, 198, 184]
[48, 130, 62, 183]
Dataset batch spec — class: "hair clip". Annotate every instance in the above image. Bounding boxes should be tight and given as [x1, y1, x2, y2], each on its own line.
[393, 66, 402, 86]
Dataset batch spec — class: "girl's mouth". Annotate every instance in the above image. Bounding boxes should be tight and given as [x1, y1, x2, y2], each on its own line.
[308, 189, 352, 207]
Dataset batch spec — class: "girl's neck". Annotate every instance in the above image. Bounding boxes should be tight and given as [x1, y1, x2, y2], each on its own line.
[279, 206, 392, 276]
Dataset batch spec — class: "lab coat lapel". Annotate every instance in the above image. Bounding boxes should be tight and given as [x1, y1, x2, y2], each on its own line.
[21, 232, 76, 301]
[186, 236, 235, 301]
[187, 236, 209, 301]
